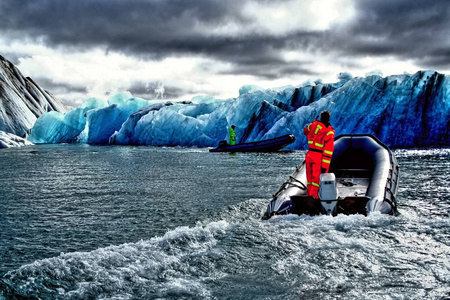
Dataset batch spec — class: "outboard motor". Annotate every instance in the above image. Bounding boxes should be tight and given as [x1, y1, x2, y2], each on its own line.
[318, 173, 338, 215]
[218, 140, 228, 148]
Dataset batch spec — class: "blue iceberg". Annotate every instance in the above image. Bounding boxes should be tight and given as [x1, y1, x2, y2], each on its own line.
[28, 71, 450, 148]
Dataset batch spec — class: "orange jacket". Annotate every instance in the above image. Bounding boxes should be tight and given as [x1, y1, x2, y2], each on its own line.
[303, 119, 335, 169]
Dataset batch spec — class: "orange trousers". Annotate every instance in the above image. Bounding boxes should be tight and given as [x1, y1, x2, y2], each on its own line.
[305, 151, 322, 199]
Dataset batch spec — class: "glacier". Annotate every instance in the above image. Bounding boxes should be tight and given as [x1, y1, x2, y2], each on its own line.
[28, 71, 450, 148]
[0, 131, 33, 148]
[0, 55, 66, 138]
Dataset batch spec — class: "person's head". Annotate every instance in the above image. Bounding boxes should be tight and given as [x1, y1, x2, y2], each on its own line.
[231, 125, 236, 129]
[320, 110, 331, 124]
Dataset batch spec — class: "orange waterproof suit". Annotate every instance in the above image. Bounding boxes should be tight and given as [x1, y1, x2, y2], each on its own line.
[303, 120, 335, 198]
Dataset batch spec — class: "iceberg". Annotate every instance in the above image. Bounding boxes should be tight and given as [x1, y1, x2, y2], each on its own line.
[29, 71, 450, 148]
[83, 93, 150, 144]
[28, 97, 108, 143]
[239, 85, 265, 95]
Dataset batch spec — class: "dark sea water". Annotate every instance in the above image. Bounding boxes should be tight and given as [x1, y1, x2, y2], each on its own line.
[0, 145, 449, 300]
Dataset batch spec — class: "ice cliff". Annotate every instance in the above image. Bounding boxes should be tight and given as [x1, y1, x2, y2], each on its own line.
[0, 55, 66, 137]
[29, 71, 450, 148]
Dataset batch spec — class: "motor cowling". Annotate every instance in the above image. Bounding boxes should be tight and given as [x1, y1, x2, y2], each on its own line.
[218, 140, 228, 148]
[319, 173, 338, 215]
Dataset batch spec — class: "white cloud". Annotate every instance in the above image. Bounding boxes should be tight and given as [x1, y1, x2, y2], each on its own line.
[4, 41, 254, 104]
[193, 0, 355, 37]
[242, 0, 355, 34]
[10, 43, 431, 107]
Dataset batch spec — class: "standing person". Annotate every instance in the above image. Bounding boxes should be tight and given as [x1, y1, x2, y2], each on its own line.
[229, 125, 236, 145]
[303, 110, 335, 198]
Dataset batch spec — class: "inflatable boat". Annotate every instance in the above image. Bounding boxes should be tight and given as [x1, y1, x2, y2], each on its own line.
[263, 134, 399, 219]
[209, 134, 295, 152]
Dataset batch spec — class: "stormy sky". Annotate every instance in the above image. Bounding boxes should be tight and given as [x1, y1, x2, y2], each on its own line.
[0, 0, 449, 107]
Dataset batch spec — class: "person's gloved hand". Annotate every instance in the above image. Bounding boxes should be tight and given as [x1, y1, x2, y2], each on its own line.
[321, 168, 327, 173]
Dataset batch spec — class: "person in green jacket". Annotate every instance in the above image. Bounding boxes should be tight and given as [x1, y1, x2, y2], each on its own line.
[229, 125, 236, 145]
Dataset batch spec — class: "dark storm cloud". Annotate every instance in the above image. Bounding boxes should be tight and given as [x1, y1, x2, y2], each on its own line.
[0, 0, 322, 79]
[329, 0, 450, 69]
[1, 0, 448, 77]
[15, 75, 85, 100]
[220, 61, 319, 80]
[32, 78, 89, 107]
[176, 29, 323, 78]
[0, 0, 256, 56]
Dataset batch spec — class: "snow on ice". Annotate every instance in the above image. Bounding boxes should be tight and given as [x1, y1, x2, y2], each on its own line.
[0, 131, 33, 148]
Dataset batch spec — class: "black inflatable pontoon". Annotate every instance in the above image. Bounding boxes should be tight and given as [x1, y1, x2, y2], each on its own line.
[263, 135, 400, 219]
[209, 134, 295, 152]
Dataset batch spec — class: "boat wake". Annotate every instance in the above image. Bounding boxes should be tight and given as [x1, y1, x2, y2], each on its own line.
[1, 221, 231, 299]
[1, 200, 449, 300]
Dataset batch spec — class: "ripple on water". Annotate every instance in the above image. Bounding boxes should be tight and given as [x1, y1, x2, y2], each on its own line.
[0, 146, 449, 299]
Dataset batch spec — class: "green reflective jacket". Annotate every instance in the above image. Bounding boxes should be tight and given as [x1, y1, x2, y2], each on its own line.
[229, 127, 236, 145]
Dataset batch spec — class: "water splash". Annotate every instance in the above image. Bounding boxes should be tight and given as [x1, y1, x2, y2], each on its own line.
[1, 221, 230, 299]
[1, 212, 449, 299]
